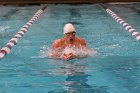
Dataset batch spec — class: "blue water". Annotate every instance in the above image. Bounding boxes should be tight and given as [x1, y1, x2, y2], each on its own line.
[0, 4, 140, 93]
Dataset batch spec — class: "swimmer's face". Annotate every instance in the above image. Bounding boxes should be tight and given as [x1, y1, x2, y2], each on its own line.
[64, 32, 76, 42]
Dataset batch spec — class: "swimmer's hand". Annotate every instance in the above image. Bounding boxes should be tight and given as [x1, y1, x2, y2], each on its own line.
[60, 53, 77, 61]
[50, 48, 63, 59]
[51, 53, 62, 60]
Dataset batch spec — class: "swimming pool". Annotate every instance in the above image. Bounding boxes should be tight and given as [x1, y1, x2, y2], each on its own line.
[0, 3, 140, 93]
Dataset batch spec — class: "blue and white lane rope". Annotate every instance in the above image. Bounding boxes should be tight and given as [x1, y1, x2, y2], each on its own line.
[0, 5, 47, 59]
[100, 4, 140, 42]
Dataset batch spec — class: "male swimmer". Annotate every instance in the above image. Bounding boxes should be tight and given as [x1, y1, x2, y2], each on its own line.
[51, 23, 87, 60]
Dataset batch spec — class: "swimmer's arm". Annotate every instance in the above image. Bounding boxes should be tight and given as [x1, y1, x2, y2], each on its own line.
[52, 40, 60, 49]
[60, 53, 87, 61]
[50, 41, 58, 59]
[51, 53, 61, 59]
[73, 54, 87, 59]
[82, 39, 87, 47]
[51, 48, 63, 59]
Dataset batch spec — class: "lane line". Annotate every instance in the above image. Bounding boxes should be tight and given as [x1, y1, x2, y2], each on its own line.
[100, 4, 140, 42]
[0, 5, 48, 60]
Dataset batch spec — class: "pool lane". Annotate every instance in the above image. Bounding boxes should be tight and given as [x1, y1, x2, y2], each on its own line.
[0, 5, 47, 59]
[0, 5, 40, 48]
[106, 3, 140, 33]
[100, 4, 140, 41]
[0, 4, 140, 93]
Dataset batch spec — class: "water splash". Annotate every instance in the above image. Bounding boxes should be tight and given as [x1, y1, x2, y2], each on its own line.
[0, 26, 10, 37]
[39, 45, 52, 58]
[39, 45, 97, 58]
[0, 26, 10, 32]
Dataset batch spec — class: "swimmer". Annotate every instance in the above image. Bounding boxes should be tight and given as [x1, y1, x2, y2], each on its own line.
[51, 23, 87, 60]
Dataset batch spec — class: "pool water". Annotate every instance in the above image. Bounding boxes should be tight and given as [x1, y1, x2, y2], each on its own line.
[0, 4, 140, 93]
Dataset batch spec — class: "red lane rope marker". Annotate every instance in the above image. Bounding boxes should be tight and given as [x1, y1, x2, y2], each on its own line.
[0, 5, 47, 59]
[106, 8, 140, 41]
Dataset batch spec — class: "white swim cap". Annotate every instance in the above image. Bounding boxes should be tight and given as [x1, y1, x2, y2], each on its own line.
[63, 23, 76, 34]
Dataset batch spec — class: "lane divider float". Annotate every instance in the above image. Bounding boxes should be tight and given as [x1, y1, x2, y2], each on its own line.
[100, 4, 140, 42]
[0, 5, 48, 59]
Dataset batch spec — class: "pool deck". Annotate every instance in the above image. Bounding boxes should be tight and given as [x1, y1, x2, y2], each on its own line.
[0, 0, 139, 5]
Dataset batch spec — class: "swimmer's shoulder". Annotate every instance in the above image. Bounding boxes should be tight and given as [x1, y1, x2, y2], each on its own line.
[52, 38, 65, 48]
[76, 36, 85, 41]
[54, 38, 65, 44]
[76, 37, 86, 46]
